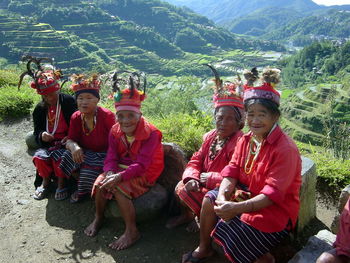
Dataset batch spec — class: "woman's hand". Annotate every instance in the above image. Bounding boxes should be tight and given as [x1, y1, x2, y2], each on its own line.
[200, 172, 209, 185]
[71, 146, 84, 164]
[184, 179, 200, 192]
[214, 200, 240, 222]
[66, 140, 84, 164]
[60, 136, 68, 145]
[41, 132, 54, 142]
[100, 173, 122, 191]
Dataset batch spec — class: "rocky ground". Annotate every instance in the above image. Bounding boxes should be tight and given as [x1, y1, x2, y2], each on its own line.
[0, 117, 338, 263]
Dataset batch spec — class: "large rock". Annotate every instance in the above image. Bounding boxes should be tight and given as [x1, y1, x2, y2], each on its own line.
[338, 185, 350, 213]
[157, 142, 187, 193]
[288, 230, 336, 263]
[106, 183, 168, 222]
[298, 156, 317, 233]
[25, 131, 40, 150]
[331, 184, 350, 233]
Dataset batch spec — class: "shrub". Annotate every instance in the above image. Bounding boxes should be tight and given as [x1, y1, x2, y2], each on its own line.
[148, 112, 213, 158]
[0, 85, 37, 121]
[297, 142, 350, 194]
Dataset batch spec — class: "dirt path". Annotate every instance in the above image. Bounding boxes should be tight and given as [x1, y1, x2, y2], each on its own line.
[0, 118, 228, 263]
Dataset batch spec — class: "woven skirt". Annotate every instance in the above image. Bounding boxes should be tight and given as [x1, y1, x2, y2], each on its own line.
[207, 189, 289, 263]
[59, 150, 106, 196]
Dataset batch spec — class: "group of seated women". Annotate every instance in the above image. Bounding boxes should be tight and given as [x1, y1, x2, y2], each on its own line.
[26, 63, 348, 263]
[30, 67, 163, 250]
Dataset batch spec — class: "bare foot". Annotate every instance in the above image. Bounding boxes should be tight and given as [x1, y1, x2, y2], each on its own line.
[84, 218, 103, 237]
[182, 247, 215, 263]
[166, 213, 194, 229]
[108, 230, 140, 250]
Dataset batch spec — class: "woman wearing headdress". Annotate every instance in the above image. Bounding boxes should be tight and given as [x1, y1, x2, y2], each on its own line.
[84, 72, 164, 251]
[58, 74, 116, 203]
[29, 63, 77, 201]
[182, 67, 302, 263]
[166, 65, 244, 232]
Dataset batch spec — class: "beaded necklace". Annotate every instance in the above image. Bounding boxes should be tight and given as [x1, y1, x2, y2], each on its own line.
[209, 135, 229, 161]
[81, 110, 97, 136]
[46, 99, 61, 135]
[244, 137, 263, 174]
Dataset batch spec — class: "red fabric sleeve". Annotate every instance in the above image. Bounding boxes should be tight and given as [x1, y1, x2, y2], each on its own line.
[182, 133, 210, 184]
[67, 111, 81, 143]
[103, 131, 119, 173]
[206, 172, 223, 189]
[335, 197, 350, 257]
[260, 146, 300, 205]
[104, 110, 116, 131]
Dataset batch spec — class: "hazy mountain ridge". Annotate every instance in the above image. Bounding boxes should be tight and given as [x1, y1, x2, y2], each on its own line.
[164, 0, 322, 24]
[164, 0, 350, 46]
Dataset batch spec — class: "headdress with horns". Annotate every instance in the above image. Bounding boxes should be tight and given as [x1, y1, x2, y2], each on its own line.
[18, 56, 64, 95]
[109, 71, 146, 113]
[205, 64, 244, 109]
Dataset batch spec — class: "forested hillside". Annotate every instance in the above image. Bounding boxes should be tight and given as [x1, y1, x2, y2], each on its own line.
[278, 40, 350, 145]
[0, 0, 283, 75]
[264, 9, 350, 46]
[165, 0, 350, 48]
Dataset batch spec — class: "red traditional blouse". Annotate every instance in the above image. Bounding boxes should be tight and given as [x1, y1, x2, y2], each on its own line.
[68, 107, 116, 152]
[221, 125, 302, 233]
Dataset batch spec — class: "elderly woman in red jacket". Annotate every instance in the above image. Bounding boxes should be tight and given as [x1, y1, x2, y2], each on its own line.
[182, 68, 302, 263]
[84, 73, 164, 251]
[166, 66, 245, 232]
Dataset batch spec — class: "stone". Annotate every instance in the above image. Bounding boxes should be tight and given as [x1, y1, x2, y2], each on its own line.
[330, 184, 350, 233]
[25, 131, 40, 150]
[297, 156, 317, 233]
[338, 185, 350, 213]
[157, 143, 187, 193]
[331, 214, 341, 234]
[288, 230, 336, 263]
[105, 183, 168, 221]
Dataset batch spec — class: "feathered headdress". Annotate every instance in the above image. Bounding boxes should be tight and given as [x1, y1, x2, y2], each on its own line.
[18, 56, 64, 95]
[109, 71, 146, 113]
[243, 67, 281, 105]
[205, 64, 244, 109]
[70, 73, 101, 94]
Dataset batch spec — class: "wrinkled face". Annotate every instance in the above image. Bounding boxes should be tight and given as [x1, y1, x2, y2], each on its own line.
[246, 103, 279, 140]
[42, 91, 59, 106]
[77, 93, 99, 114]
[215, 106, 240, 139]
[116, 110, 141, 136]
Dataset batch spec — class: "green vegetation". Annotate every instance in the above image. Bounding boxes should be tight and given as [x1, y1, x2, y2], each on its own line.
[0, 69, 38, 121]
[297, 141, 350, 195]
[0, 0, 284, 76]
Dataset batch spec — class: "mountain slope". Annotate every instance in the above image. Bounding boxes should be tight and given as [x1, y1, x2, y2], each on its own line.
[164, 0, 322, 24]
[264, 9, 350, 45]
[0, 0, 283, 75]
